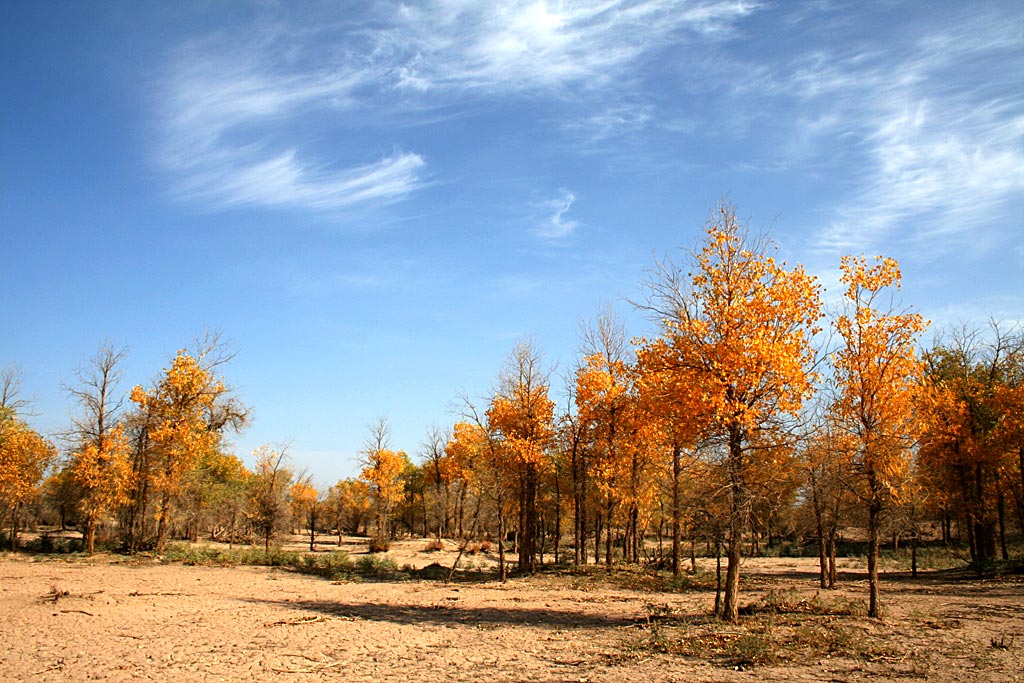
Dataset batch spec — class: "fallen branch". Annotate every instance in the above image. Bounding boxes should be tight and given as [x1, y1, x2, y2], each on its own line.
[266, 615, 332, 626]
[59, 609, 94, 616]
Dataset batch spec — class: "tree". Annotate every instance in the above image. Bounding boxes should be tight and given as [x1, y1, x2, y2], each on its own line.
[0, 412, 56, 549]
[129, 345, 247, 552]
[832, 254, 926, 617]
[637, 202, 822, 621]
[797, 419, 850, 589]
[64, 342, 133, 553]
[67, 426, 133, 553]
[289, 478, 321, 551]
[359, 417, 409, 552]
[248, 445, 293, 553]
[328, 478, 371, 540]
[487, 339, 556, 575]
[421, 425, 453, 542]
[919, 322, 1023, 562]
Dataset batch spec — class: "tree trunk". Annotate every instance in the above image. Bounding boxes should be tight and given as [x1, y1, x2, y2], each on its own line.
[605, 497, 614, 566]
[721, 427, 744, 622]
[997, 483, 1008, 561]
[671, 444, 681, 577]
[309, 506, 316, 552]
[817, 528, 828, 589]
[867, 468, 882, 618]
[827, 531, 837, 589]
[713, 538, 723, 617]
[519, 463, 538, 574]
[84, 518, 96, 555]
[10, 504, 20, 551]
[155, 491, 171, 554]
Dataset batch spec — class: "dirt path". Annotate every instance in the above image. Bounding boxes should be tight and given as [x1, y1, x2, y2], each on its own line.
[1, 551, 1021, 682]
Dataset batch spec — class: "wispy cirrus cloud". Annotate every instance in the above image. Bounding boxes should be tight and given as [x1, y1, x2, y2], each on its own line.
[751, 9, 1024, 256]
[157, 32, 425, 213]
[387, 0, 759, 94]
[154, 1, 760, 215]
[536, 189, 579, 239]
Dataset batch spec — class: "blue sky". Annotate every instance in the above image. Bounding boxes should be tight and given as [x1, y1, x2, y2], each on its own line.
[3, 1, 1022, 485]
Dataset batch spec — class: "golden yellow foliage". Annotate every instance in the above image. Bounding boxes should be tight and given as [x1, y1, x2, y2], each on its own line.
[68, 424, 133, 553]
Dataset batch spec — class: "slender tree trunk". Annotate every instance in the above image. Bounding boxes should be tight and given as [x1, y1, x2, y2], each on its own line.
[672, 445, 681, 576]
[827, 530, 837, 589]
[997, 483, 1009, 561]
[520, 463, 538, 574]
[713, 537, 723, 617]
[721, 428, 744, 622]
[817, 527, 828, 589]
[605, 497, 614, 566]
[553, 472, 562, 566]
[155, 491, 171, 554]
[497, 509, 507, 583]
[309, 506, 316, 552]
[867, 468, 882, 618]
[10, 504, 20, 551]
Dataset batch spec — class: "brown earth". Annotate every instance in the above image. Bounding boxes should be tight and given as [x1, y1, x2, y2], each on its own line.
[1, 537, 1022, 682]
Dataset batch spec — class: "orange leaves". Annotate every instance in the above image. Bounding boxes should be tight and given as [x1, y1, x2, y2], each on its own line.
[359, 447, 409, 511]
[131, 350, 224, 497]
[832, 255, 926, 477]
[640, 202, 822, 438]
[0, 415, 56, 509]
[487, 362, 555, 469]
[67, 424, 133, 521]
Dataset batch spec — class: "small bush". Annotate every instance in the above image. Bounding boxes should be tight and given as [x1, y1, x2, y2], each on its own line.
[356, 554, 397, 575]
[422, 539, 445, 552]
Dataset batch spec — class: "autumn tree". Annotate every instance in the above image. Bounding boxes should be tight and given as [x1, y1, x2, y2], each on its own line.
[832, 255, 926, 617]
[574, 307, 645, 565]
[0, 410, 56, 549]
[359, 417, 409, 552]
[487, 339, 556, 575]
[67, 426, 132, 553]
[289, 477, 322, 551]
[919, 322, 1022, 562]
[328, 478, 371, 541]
[448, 413, 512, 579]
[64, 342, 133, 553]
[797, 418, 850, 588]
[248, 445, 293, 553]
[637, 202, 822, 621]
[129, 340, 247, 553]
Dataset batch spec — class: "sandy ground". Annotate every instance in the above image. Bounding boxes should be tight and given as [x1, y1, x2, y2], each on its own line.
[1, 537, 1022, 682]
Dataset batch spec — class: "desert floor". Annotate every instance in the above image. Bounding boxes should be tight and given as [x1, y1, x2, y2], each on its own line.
[1, 537, 1022, 682]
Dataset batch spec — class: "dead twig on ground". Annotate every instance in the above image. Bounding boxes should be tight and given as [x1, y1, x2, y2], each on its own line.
[266, 615, 332, 626]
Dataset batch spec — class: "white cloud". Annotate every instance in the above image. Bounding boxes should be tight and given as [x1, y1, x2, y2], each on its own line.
[157, 36, 422, 212]
[536, 189, 579, 239]
[153, 1, 760, 214]
[388, 1, 759, 94]
[752, 12, 1024, 256]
